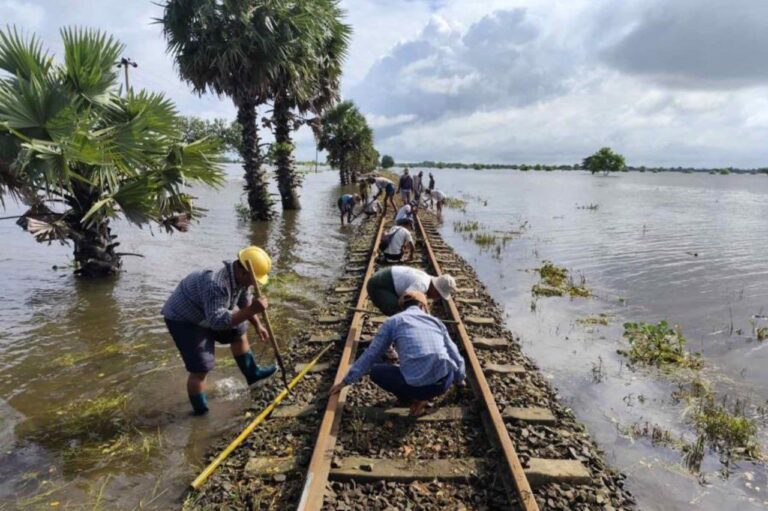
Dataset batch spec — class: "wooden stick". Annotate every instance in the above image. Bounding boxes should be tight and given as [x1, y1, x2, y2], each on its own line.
[246, 262, 290, 390]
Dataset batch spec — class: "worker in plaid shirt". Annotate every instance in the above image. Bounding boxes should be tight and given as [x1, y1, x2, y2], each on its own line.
[162, 251, 276, 415]
[330, 290, 466, 416]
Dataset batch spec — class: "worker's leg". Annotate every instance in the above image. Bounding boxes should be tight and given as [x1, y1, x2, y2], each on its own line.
[165, 318, 215, 415]
[369, 363, 412, 401]
[366, 268, 400, 316]
[218, 325, 276, 386]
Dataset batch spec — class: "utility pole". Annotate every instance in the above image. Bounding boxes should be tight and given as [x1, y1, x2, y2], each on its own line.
[116, 57, 137, 94]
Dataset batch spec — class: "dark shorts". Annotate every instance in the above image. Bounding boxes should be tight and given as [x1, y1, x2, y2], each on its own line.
[164, 318, 246, 374]
[370, 363, 453, 401]
[385, 183, 395, 196]
[395, 217, 413, 227]
[383, 252, 404, 262]
[367, 267, 399, 316]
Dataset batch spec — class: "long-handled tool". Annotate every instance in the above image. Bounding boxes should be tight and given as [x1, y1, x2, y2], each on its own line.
[245, 261, 290, 390]
[190, 343, 333, 490]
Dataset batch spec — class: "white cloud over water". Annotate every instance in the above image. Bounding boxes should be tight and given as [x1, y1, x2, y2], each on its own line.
[1, 0, 767, 167]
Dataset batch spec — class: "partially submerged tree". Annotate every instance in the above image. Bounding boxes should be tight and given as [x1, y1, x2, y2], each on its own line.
[381, 155, 394, 169]
[582, 147, 626, 175]
[162, 0, 290, 220]
[267, 0, 351, 210]
[0, 27, 223, 277]
[316, 100, 377, 184]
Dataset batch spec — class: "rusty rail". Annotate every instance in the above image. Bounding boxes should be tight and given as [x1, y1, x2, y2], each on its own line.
[297, 212, 538, 510]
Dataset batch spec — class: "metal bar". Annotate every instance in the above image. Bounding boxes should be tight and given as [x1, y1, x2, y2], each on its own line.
[297, 214, 387, 511]
[416, 215, 539, 511]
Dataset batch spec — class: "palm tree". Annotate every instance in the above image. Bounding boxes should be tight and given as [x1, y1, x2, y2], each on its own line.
[0, 27, 223, 277]
[268, 0, 351, 210]
[161, 0, 293, 220]
[317, 101, 377, 185]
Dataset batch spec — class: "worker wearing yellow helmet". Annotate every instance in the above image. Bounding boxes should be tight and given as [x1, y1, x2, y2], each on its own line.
[161, 246, 276, 415]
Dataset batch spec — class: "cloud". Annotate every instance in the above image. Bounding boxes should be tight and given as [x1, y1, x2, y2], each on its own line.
[352, 9, 575, 121]
[0, 0, 45, 28]
[601, 0, 768, 87]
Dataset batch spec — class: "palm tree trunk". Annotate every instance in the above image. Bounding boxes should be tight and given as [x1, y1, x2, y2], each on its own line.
[339, 161, 348, 185]
[237, 98, 273, 220]
[273, 94, 301, 210]
[71, 218, 121, 277]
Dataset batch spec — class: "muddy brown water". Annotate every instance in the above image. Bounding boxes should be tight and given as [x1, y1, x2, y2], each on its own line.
[0, 166, 361, 509]
[430, 168, 768, 510]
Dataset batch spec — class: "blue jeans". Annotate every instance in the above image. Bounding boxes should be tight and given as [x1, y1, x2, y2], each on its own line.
[370, 363, 453, 401]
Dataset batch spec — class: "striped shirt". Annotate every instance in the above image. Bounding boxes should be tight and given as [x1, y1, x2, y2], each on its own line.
[343, 305, 466, 387]
[161, 261, 251, 330]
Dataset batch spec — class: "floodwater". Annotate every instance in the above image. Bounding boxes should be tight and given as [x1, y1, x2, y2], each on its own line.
[431, 168, 768, 510]
[0, 165, 357, 509]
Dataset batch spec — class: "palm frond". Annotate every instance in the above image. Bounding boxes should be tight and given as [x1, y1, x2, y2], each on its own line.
[60, 27, 123, 104]
[0, 26, 52, 81]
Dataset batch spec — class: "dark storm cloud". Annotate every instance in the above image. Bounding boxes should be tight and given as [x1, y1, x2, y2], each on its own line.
[352, 8, 575, 128]
[602, 0, 768, 87]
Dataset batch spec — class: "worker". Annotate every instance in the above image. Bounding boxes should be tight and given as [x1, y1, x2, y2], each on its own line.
[428, 172, 435, 191]
[426, 189, 446, 213]
[363, 198, 382, 217]
[380, 224, 415, 262]
[330, 290, 466, 416]
[413, 170, 424, 203]
[397, 168, 413, 204]
[395, 201, 417, 227]
[369, 176, 397, 214]
[367, 266, 457, 316]
[358, 178, 369, 204]
[161, 247, 276, 415]
[337, 193, 360, 225]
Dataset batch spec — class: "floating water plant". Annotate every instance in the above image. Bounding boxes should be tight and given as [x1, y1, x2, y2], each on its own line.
[452, 220, 480, 233]
[619, 321, 701, 369]
[577, 314, 610, 326]
[576, 203, 599, 210]
[531, 261, 590, 298]
[443, 197, 467, 210]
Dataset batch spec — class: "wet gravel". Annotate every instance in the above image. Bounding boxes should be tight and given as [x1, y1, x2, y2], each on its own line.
[188, 213, 638, 510]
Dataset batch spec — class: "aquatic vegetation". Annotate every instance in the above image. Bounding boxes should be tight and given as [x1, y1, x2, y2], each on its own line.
[591, 356, 605, 383]
[453, 220, 480, 233]
[472, 233, 497, 246]
[532, 261, 590, 298]
[619, 321, 701, 369]
[757, 327, 768, 341]
[234, 202, 250, 222]
[443, 197, 467, 210]
[576, 203, 599, 210]
[578, 314, 610, 326]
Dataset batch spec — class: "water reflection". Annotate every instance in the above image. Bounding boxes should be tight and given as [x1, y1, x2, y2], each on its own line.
[0, 167, 350, 509]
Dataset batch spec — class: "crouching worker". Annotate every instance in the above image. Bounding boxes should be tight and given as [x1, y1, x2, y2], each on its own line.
[380, 224, 415, 262]
[363, 199, 382, 217]
[330, 291, 466, 416]
[162, 247, 277, 415]
[367, 266, 456, 316]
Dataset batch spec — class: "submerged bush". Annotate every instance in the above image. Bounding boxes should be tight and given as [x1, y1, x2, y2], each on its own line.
[619, 321, 701, 368]
[532, 261, 590, 298]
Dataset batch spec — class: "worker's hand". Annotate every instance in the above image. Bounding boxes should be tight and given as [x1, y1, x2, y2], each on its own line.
[455, 378, 467, 388]
[250, 297, 268, 314]
[256, 323, 269, 342]
[329, 382, 346, 396]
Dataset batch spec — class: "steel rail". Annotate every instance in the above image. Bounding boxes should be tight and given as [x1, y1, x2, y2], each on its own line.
[415, 215, 539, 511]
[297, 214, 387, 511]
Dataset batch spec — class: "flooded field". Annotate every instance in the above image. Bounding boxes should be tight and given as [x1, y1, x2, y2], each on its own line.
[0, 166, 356, 509]
[432, 168, 768, 510]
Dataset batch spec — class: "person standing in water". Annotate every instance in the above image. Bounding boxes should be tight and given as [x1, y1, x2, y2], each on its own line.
[337, 193, 361, 225]
[161, 247, 276, 415]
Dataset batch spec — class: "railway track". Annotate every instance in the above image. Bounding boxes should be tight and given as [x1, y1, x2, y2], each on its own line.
[191, 206, 636, 510]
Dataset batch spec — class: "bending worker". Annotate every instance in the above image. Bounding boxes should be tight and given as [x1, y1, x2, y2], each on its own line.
[367, 265, 456, 316]
[338, 193, 360, 226]
[161, 247, 276, 415]
[395, 200, 417, 227]
[369, 176, 397, 214]
[330, 290, 466, 417]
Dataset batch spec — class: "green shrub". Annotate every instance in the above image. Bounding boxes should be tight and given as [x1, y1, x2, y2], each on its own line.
[619, 321, 701, 368]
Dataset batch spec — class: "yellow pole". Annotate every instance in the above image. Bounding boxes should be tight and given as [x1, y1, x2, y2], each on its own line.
[190, 343, 333, 490]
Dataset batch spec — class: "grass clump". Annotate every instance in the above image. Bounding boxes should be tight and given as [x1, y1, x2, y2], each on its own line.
[619, 321, 701, 368]
[234, 201, 250, 222]
[453, 220, 480, 233]
[443, 197, 467, 210]
[532, 261, 590, 298]
[577, 314, 610, 326]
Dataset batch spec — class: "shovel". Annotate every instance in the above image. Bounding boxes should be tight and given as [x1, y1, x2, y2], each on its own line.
[246, 261, 290, 390]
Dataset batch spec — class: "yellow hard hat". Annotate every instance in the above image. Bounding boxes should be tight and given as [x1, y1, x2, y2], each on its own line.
[238, 246, 272, 285]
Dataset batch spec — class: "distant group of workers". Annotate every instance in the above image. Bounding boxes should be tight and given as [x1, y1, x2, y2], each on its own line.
[336, 168, 446, 227]
[163, 167, 460, 418]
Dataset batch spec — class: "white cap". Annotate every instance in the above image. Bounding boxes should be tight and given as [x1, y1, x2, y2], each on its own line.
[431, 274, 456, 300]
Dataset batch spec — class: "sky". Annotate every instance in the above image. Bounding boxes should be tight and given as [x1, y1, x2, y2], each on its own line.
[1, 0, 767, 168]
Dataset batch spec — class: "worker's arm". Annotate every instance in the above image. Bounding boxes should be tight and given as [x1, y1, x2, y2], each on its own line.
[330, 320, 394, 394]
[203, 283, 264, 330]
[404, 240, 415, 262]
